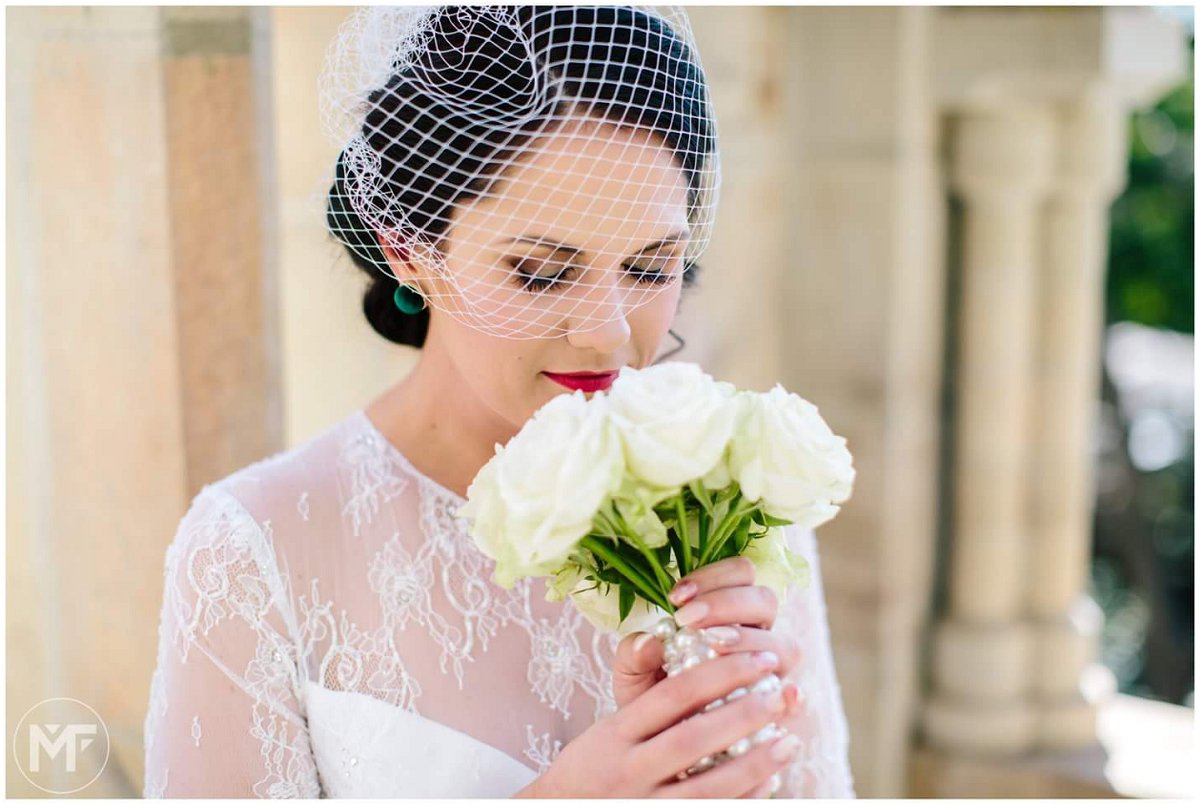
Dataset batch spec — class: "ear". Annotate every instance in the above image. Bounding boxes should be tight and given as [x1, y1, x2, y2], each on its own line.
[376, 232, 429, 295]
[376, 232, 411, 269]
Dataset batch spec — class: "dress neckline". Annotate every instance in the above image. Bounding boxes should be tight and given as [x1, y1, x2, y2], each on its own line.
[354, 408, 468, 506]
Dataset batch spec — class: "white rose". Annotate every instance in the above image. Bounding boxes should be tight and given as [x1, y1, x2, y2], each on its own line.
[546, 563, 670, 637]
[743, 526, 811, 602]
[729, 385, 855, 529]
[607, 361, 740, 489]
[456, 391, 624, 588]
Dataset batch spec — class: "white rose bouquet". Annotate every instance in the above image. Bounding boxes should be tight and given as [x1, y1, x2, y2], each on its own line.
[455, 361, 854, 780]
[457, 362, 853, 626]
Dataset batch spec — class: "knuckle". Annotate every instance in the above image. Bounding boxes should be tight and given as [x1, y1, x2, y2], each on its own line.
[736, 555, 756, 578]
[783, 636, 803, 667]
[751, 691, 779, 721]
[739, 651, 763, 676]
[759, 585, 779, 612]
[751, 755, 779, 785]
[606, 710, 635, 746]
[664, 717, 704, 758]
[658, 676, 692, 710]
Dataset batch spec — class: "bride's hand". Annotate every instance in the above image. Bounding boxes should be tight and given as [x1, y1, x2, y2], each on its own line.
[612, 556, 803, 709]
[514, 649, 803, 798]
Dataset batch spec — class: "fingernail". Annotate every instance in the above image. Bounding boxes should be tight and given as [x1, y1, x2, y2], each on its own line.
[668, 580, 697, 605]
[632, 632, 654, 653]
[703, 625, 740, 646]
[762, 688, 787, 714]
[786, 684, 806, 716]
[674, 600, 708, 626]
[770, 734, 801, 763]
[753, 650, 779, 670]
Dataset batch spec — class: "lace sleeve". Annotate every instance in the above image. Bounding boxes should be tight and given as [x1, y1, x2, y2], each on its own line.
[142, 486, 322, 797]
[771, 525, 856, 798]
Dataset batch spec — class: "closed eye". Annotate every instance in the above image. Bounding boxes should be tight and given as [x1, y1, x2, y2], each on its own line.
[508, 253, 682, 293]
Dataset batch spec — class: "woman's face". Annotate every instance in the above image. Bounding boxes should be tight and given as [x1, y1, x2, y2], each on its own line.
[394, 116, 693, 429]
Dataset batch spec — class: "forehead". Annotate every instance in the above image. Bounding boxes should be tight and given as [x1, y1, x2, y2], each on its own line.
[450, 118, 692, 255]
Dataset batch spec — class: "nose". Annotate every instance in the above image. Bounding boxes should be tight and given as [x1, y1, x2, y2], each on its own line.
[564, 269, 632, 353]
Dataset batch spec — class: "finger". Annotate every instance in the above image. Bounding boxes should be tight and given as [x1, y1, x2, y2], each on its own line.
[637, 677, 790, 779]
[702, 625, 803, 676]
[740, 775, 775, 799]
[616, 649, 781, 742]
[776, 681, 810, 736]
[614, 630, 666, 679]
[656, 733, 802, 799]
[668, 555, 756, 606]
[674, 584, 780, 630]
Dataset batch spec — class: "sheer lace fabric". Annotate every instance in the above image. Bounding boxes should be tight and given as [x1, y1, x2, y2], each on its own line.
[143, 409, 855, 797]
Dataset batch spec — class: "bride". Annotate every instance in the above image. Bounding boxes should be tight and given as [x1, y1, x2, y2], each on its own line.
[142, 5, 854, 798]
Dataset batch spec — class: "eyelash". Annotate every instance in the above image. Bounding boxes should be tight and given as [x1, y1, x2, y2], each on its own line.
[509, 260, 677, 293]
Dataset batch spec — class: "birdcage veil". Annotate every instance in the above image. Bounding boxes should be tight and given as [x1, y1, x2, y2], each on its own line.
[319, 4, 721, 341]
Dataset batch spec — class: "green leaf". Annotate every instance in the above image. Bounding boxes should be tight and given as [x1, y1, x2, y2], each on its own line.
[733, 519, 753, 553]
[687, 480, 715, 516]
[619, 584, 634, 623]
[595, 566, 625, 586]
[717, 536, 740, 562]
[715, 483, 741, 506]
[666, 527, 687, 578]
[751, 508, 794, 528]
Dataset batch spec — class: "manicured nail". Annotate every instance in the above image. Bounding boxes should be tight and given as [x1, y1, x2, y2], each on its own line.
[632, 632, 654, 653]
[674, 600, 708, 626]
[703, 625, 740, 646]
[770, 734, 802, 763]
[753, 650, 779, 670]
[762, 688, 787, 714]
[780, 682, 797, 712]
[668, 580, 696, 605]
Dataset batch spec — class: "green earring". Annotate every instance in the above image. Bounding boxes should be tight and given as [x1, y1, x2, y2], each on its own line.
[393, 283, 426, 314]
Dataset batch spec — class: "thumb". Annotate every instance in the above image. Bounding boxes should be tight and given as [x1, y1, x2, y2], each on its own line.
[614, 630, 665, 679]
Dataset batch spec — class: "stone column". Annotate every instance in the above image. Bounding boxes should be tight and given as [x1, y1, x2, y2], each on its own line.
[6, 7, 279, 795]
[1028, 94, 1128, 749]
[923, 104, 1056, 756]
[687, 7, 947, 796]
[922, 9, 1187, 776]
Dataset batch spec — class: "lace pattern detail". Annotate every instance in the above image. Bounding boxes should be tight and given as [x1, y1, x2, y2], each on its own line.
[146, 487, 322, 797]
[143, 411, 852, 797]
[340, 427, 410, 537]
[523, 725, 563, 775]
[296, 577, 423, 710]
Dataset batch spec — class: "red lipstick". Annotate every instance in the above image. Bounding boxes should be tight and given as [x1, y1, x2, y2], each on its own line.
[542, 371, 618, 393]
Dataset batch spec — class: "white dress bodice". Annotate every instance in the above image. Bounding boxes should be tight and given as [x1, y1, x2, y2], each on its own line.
[142, 409, 855, 797]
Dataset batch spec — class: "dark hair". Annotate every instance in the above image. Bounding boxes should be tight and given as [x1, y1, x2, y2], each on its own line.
[326, 5, 718, 348]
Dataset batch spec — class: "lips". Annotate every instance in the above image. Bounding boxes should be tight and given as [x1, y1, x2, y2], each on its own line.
[542, 371, 618, 393]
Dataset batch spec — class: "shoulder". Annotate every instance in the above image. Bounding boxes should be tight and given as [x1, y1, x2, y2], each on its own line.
[208, 410, 366, 507]
[164, 410, 369, 575]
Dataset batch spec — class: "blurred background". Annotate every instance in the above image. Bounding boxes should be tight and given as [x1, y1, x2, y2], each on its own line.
[5, 4, 1194, 798]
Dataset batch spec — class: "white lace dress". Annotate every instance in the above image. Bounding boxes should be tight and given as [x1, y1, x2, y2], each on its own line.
[142, 408, 855, 798]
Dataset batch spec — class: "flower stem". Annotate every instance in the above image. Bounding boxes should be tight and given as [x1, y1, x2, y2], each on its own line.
[674, 495, 692, 576]
[698, 493, 753, 566]
[581, 535, 673, 613]
[612, 504, 677, 599]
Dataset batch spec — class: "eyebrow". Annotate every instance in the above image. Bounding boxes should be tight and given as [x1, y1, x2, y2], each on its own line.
[503, 229, 690, 257]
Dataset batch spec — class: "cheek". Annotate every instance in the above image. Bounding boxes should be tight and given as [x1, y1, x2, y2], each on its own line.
[629, 285, 681, 345]
[475, 342, 554, 420]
